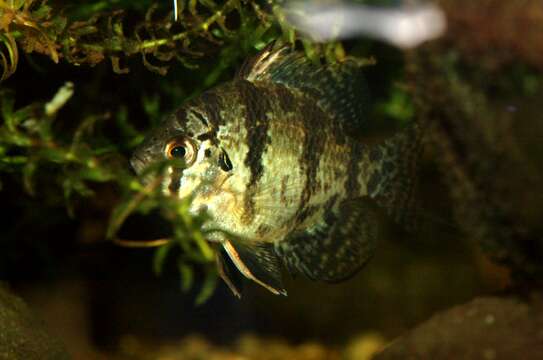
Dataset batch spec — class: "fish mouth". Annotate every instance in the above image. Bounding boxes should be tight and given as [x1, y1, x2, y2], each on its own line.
[130, 154, 146, 175]
[130, 154, 157, 187]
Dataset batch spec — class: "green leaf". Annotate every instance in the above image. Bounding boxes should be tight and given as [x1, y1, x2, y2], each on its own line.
[116, 105, 141, 142]
[22, 160, 38, 196]
[178, 261, 194, 292]
[195, 266, 218, 305]
[50, 13, 68, 34]
[32, 4, 53, 20]
[153, 242, 174, 276]
[378, 86, 415, 124]
[1, 91, 17, 130]
[142, 94, 161, 126]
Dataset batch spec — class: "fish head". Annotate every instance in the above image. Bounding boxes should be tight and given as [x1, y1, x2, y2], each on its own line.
[130, 104, 232, 211]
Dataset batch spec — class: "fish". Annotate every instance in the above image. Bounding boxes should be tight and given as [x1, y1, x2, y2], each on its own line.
[130, 43, 420, 297]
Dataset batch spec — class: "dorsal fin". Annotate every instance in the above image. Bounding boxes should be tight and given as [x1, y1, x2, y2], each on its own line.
[238, 43, 370, 133]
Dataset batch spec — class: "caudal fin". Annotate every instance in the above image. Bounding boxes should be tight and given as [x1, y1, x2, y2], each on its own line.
[366, 123, 422, 229]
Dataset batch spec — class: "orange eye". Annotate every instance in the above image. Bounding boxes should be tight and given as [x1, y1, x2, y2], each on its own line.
[165, 137, 197, 166]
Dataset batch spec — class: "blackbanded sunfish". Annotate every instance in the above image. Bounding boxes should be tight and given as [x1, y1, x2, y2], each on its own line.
[131, 43, 420, 297]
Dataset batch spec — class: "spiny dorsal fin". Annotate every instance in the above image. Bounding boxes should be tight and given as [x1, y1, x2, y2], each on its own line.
[222, 239, 287, 296]
[275, 197, 379, 282]
[238, 42, 290, 82]
[238, 43, 370, 133]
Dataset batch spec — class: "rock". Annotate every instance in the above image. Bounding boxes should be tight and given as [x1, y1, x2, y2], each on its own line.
[0, 283, 70, 360]
[375, 296, 543, 360]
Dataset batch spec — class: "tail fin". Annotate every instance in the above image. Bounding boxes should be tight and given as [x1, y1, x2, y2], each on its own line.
[366, 123, 422, 230]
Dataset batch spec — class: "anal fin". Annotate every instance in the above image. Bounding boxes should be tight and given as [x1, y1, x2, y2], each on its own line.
[222, 239, 287, 296]
[276, 197, 380, 282]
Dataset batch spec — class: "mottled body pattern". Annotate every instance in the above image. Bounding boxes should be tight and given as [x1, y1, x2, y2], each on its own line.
[131, 44, 419, 296]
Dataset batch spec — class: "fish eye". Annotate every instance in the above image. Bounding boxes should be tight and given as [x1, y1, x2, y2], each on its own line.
[165, 137, 197, 166]
[170, 146, 186, 158]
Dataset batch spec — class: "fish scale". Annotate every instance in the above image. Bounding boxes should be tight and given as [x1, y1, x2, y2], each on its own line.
[131, 43, 420, 297]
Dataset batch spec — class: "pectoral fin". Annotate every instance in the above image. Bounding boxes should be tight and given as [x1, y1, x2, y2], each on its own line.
[222, 239, 287, 296]
[276, 197, 379, 282]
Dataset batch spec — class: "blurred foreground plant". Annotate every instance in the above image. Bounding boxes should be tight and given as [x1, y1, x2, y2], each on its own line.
[0, 81, 222, 302]
[106, 158, 219, 304]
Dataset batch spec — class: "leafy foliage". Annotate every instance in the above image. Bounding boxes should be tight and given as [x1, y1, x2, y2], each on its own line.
[0, 0, 350, 78]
